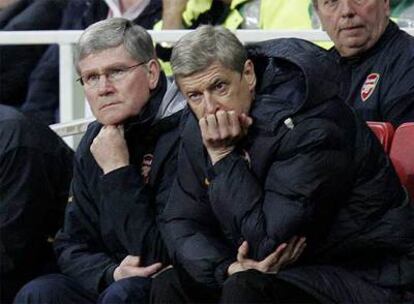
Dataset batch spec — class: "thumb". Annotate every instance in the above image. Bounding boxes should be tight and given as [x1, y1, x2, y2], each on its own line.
[117, 124, 125, 137]
[237, 241, 249, 261]
[124, 255, 140, 267]
[142, 262, 163, 277]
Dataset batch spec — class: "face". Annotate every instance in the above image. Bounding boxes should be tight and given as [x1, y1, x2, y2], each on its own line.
[78, 44, 160, 125]
[177, 61, 256, 120]
[315, 0, 390, 57]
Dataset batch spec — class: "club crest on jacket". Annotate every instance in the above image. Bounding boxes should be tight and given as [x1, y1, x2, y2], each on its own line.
[141, 154, 153, 184]
[361, 73, 380, 102]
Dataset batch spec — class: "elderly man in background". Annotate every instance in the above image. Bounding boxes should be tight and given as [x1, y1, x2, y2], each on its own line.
[313, 0, 414, 126]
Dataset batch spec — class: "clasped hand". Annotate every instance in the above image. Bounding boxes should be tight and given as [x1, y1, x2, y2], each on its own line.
[113, 255, 162, 281]
[228, 236, 306, 276]
[90, 125, 129, 174]
[199, 110, 253, 165]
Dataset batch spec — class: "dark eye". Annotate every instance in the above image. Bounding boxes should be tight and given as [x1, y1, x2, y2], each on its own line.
[215, 82, 227, 93]
[187, 92, 202, 103]
[108, 68, 126, 80]
[324, 0, 338, 7]
[84, 74, 100, 85]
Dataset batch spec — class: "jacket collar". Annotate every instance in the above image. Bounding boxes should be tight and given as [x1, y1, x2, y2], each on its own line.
[123, 72, 167, 134]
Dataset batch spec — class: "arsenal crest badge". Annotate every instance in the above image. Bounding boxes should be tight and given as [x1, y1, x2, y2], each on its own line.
[361, 73, 380, 102]
[141, 154, 153, 184]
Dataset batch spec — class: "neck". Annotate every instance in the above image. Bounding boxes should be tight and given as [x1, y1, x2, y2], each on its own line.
[119, 0, 141, 13]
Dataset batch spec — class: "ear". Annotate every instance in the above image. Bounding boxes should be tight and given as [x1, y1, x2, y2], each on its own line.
[243, 59, 256, 93]
[146, 59, 161, 90]
[384, 0, 391, 17]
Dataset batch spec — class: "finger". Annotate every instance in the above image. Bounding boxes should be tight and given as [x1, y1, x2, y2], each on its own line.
[276, 236, 299, 265]
[258, 242, 288, 271]
[206, 114, 220, 141]
[237, 241, 249, 262]
[289, 241, 307, 264]
[216, 110, 231, 139]
[291, 237, 306, 258]
[151, 265, 173, 278]
[239, 113, 253, 129]
[228, 111, 241, 137]
[199, 117, 209, 142]
[140, 262, 163, 277]
[238, 114, 253, 137]
[117, 124, 125, 137]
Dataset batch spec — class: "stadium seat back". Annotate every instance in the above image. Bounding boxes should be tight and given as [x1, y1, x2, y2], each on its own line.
[389, 122, 414, 200]
[367, 121, 394, 153]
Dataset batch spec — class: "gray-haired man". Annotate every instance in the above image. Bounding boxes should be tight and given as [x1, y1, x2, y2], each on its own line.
[151, 25, 414, 303]
[313, 0, 414, 126]
[14, 17, 185, 304]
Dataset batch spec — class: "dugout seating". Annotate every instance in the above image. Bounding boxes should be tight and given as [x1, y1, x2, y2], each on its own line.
[367, 121, 414, 200]
[389, 122, 414, 200]
[366, 121, 395, 153]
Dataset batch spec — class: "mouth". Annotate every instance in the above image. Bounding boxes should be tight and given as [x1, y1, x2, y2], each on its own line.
[341, 25, 364, 32]
[99, 102, 120, 111]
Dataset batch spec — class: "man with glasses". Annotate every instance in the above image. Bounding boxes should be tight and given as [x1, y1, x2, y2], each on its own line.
[14, 17, 186, 304]
[313, 0, 414, 126]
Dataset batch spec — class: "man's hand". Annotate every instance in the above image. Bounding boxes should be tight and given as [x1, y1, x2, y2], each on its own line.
[113, 255, 162, 281]
[90, 125, 129, 174]
[162, 0, 188, 29]
[199, 111, 253, 165]
[227, 236, 306, 276]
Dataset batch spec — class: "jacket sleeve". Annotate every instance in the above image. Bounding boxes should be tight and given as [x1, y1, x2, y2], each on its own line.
[208, 120, 352, 260]
[98, 164, 169, 266]
[381, 62, 414, 126]
[54, 155, 118, 294]
[161, 139, 235, 290]
[0, 145, 70, 276]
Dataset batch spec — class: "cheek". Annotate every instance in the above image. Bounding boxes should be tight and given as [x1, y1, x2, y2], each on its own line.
[189, 102, 204, 119]
[85, 93, 99, 113]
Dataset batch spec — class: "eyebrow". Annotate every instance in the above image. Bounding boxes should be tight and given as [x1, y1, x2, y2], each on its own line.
[81, 62, 135, 74]
[207, 78, 226, 90]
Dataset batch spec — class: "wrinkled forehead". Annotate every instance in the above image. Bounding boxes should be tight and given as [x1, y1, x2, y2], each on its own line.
[177, 62, 239, 91]
[78, 45, 136, 72]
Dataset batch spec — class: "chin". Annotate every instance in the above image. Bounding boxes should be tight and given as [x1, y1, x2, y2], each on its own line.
[97, 113, 128, 126]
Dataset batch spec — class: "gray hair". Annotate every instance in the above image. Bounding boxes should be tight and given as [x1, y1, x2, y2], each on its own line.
[171, 25, 247, 79]
[74, 18, 155, 72]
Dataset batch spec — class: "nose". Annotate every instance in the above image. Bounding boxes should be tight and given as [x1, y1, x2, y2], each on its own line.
[97, 75, 114, 95]
[340, 0, 356, 18]
[204, 93, 219, 115]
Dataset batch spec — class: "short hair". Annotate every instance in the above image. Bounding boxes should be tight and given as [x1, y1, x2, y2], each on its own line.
[171, 25, 247, 79]
[74, 18, 155, 72]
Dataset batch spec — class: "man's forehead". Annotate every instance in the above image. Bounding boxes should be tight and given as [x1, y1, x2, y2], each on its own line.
[178, 63, 235, 89]
[78, 46, 136, 72]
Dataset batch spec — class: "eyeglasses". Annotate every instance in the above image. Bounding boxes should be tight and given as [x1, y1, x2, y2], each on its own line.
[77, 61, 147, 88]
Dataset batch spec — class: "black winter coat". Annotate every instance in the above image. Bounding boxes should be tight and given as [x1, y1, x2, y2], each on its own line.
[0, 0, 66, 108]
[20, 0, 162, 124]
[333, 21, 414, 127]
[0, 105, 73, 302]
[53, 76, 184, 295]
[161, 39, 414, 303]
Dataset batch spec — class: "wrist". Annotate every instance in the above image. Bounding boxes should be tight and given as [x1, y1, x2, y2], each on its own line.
[208, 147, 235, 165]
[103, 162, 129, 175]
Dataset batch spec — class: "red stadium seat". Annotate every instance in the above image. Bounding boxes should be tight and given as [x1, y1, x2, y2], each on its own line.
[367, 121, 395, 153]
[389, 122, 414, 200]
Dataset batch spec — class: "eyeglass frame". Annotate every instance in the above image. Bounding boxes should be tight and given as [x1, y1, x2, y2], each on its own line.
[77, 61, 148, 87]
